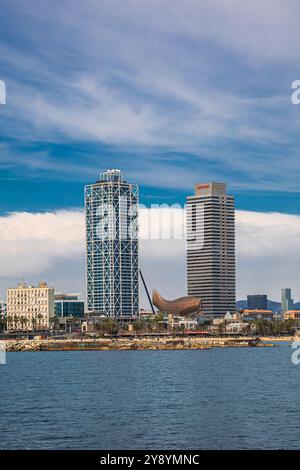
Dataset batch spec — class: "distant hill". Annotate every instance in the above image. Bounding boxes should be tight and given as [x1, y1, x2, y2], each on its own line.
[267, 300, 281, 312]
[236, 299, 300, 313]
[236, 300, 248, 310]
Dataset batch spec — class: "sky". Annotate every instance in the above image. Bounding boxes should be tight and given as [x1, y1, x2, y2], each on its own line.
[0, 0, 300, 302]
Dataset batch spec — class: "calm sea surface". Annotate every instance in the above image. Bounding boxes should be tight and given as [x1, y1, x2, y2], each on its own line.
[0, 344, 300, 449]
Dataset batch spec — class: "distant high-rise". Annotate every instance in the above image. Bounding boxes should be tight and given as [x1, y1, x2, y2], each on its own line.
[281, 288, 294, 313]
[85, 169, 139, 320]
[186, 182, 236, 317]
[247, 294, 268, 310]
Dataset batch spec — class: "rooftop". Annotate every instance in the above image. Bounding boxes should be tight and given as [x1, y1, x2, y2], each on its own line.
[99, 169, 123, 183]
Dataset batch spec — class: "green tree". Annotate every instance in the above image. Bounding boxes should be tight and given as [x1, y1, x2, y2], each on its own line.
[95, 319, 119, 335]
[50, 316, 58, 331]
[31, 317, 37, 333]
[14, 315, 20, 331]
[0, 316, 6, 332]
[37, 313, 43, 330]
[6, 315, 13, 331]
[133, 320, 147, 332]
[154, 313, 164, 323]
[66, 316, 77, 332]
[19, 316, 28, 331]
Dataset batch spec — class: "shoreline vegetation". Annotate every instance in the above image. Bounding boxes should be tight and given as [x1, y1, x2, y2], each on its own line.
[2, 336, 289, 352]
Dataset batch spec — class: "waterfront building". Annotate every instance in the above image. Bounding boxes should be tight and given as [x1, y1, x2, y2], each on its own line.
[81, 320, 96, 333]
[174, 318, 198, 331]
[247, 294, 268, 310]
[241, 309, 274, 321]
[281, 288, 294, 313]
[54, 293, 84, 318]
[6, 282, 54, 331]
[226, 322, 247, 333]
[284, 310, 300, 320]
[186, 182, 236, 316]
[85, 169, 139, 320]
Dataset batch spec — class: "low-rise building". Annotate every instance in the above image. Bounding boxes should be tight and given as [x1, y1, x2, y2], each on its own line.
[210, 314, 248, 333]
[178, 319, 198, 330]
[212, 318, 224, 326]
[81, 320, 97, 333]
[226, 322, 248, 333]
[232, 312, 242, 321]
[168, 314, 198, 331]
[6, 282, 54, 331]
[56, 316, 83, 332]
[284, 310, 300, 320]
[54, 293, 84, 318]
[242, 309, 274, 321]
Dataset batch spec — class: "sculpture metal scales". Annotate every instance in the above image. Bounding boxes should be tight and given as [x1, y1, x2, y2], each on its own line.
[152, 289, 202, 317]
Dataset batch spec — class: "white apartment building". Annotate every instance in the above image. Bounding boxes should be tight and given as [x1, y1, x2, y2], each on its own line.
[6, 282, 54, 331]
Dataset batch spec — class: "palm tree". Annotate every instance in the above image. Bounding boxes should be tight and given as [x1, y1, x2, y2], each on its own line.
[0, 316, 6, 332]
[6, 315, 13, 331]
[37, 313, 43, 331]
[66, 316, 77, 333]
[50, 316, 58, 333]
[20, 316, 28, 331]
[97, 319, 119, 336]
[31, 317, 37, 334]
[14, 315, 20, 331]
[133, 320, 146, 333]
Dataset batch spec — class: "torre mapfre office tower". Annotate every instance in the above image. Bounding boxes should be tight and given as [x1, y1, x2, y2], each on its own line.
[85, 169, 139, 320]
[186, 182, 236, 317]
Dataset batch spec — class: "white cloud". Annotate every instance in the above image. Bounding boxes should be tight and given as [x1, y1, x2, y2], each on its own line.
[236, 210, 300, 300]
[0, 210, 84, 277]
[237, 210, 300, 257]
[2, 0, 300, 194]
[0, 208, 299, 304]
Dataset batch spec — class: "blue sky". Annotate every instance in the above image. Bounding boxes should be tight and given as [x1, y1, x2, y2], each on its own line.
[0, 0, 300, 214]
[0, 1, 300, 302]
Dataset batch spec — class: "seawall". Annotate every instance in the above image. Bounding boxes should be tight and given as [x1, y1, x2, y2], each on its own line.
[3, 336, 274, 352]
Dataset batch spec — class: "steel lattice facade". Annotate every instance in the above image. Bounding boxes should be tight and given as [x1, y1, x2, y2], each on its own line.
[85, 170, 139, 319]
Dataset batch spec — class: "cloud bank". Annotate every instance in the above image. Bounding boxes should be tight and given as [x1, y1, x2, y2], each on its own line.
[0, 208, 298, 304]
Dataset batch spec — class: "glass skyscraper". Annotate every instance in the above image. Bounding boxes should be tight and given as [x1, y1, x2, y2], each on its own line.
[85, 169, 139, 320]
[247, 294, 268, 310]
[281, 288, 294, 313]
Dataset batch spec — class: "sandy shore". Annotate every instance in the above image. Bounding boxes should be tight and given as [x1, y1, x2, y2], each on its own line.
[260, 336, 294, 342]
[2, 336, 277, 352]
